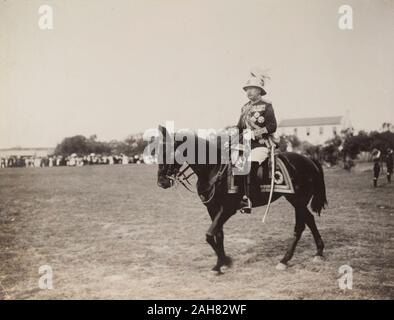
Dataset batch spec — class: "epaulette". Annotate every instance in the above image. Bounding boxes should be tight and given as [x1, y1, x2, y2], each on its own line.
[241, 101, 250, 112]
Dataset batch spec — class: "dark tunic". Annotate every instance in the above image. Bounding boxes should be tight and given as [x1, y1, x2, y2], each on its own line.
[372, 151, 381, 178]
[236, 99, 277, 149]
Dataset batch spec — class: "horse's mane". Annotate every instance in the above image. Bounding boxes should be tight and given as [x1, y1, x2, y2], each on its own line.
[173, 130, 225, 166]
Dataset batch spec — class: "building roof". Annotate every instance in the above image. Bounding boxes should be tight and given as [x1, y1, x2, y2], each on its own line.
[278, 116, 342, 127]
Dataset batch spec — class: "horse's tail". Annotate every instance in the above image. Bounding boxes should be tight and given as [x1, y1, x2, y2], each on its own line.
[310, 159, 328, 215]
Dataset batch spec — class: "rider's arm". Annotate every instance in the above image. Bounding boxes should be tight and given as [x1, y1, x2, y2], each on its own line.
[263, 104, 277, 135]
[251, 103, 277, 137]
[236, 106, 246, 133]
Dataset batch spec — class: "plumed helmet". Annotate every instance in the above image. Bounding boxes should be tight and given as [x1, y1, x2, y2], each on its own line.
[243, 69, 270, 96]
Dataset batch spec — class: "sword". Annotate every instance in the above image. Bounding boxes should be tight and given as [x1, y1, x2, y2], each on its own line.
[262, 140, 276, 223]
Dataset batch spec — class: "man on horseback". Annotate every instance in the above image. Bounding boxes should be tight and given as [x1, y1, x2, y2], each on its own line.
[156, 121, 327, 272]
[236, 72, 277, 213]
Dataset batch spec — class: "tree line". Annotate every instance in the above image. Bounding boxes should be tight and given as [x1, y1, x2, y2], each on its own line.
[278, 123, 394, 166]
[55, 123, 394, 166]
[54, 134, 148, 157]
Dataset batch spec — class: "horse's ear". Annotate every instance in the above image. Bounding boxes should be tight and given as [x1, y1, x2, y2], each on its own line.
[158, 125, 168, 137]
[158, 125, 163, 137]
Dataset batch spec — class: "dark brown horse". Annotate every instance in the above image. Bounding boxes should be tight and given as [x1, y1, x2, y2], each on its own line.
[156, 125, 327, 273]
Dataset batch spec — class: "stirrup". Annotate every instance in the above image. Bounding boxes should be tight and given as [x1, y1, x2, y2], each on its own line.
[240, 196, 252, 214]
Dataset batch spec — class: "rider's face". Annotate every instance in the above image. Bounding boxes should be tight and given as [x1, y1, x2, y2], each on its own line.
[246, 87, 262, 101]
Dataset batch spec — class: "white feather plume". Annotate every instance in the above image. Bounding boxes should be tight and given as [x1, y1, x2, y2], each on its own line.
[250, 67, 271, 84]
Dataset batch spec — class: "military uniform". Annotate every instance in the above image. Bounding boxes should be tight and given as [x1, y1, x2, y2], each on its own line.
[236, 98, 277, 151]
[234, 72, 277, 213]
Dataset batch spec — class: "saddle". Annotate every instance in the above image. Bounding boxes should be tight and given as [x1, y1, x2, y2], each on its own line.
[227, 152, 295, 195]
[196, 152, 295, 205]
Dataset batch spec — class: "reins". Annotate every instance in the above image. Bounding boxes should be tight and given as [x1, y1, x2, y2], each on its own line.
[198, 164, 228, 204]
[166, 162, 228, 205]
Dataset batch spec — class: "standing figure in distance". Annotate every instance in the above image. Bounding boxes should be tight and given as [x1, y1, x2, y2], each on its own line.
[372, 148, 381, 187]
[386, 148, 393, 183]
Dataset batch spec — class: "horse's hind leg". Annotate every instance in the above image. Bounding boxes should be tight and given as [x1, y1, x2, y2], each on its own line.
[277, 206, 305, 270]
[304, 208, 325, 260]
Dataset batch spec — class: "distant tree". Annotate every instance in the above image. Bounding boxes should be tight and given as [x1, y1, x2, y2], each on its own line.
[54, 135, 90, 156]
[321, 134, 342, 165]
[341, 128, 368, 160]
[86, 135, 111, 155]
[108, 140, 128, 155]
[54, 134, 111, 156]
[125, 134, 148, 157]
[369, 130, 394, 154]
[342, 135, 362, 159]
[353, 130, 371, 152]
[287, 135, 301, 149]
[339, 129, 394, 160]
[299, 141, 320, 159]
[276, 134, 301, 152]
[381, 122, 393, 132]
[278, 135, 289, 152]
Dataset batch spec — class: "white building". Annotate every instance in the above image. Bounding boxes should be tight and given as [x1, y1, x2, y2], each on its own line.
[278, 115, 352, 145]
[0, 147, 54, 158]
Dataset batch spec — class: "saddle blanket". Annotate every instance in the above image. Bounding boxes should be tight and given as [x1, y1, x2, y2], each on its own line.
[260, 156, 295, 194]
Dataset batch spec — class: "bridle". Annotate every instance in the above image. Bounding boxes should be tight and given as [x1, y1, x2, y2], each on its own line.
[158, 138, 229, 204]
[167, 163, 229, 205]
[163, 162, 196, 192]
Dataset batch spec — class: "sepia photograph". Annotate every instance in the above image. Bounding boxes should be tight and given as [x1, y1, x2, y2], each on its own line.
[0, 0, 393, 304]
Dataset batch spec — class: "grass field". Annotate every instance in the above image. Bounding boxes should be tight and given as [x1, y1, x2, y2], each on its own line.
[0, 163, 393, 299]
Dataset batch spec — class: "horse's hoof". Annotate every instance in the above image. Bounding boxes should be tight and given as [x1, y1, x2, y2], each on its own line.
[211, 265, 222, 273]
[313, 255, 325, 263]
[210, 268, 223, 275]
[222, 256, 233, 269]
[276, 262, 287, 271]
[221, 264, 230, 270]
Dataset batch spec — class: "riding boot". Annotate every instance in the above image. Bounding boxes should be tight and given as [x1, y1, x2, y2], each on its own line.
[240, 162, 259, 214]
[240, 174, 252, 214]
[373, 178, 377, 187]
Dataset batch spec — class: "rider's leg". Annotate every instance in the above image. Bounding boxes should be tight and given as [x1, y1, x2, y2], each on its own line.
[240, 161, 259, 213]
[240, 147, 269, 213]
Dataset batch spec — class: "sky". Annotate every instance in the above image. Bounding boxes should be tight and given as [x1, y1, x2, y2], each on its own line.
[0, 0, 393, 148]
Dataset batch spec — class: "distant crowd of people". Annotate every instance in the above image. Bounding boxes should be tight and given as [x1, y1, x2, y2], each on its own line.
[0, 153, 146, 169]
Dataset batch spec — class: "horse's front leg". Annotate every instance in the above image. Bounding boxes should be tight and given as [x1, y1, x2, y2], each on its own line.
[214, 229, 233, 270]
[206, 205, 234, 273]
[205, 205, 222, 272]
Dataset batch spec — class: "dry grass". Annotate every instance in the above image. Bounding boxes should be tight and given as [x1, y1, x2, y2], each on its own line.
[0, 164, 393, 299]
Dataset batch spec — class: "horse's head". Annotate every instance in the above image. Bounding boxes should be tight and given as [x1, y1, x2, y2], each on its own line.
[157, 125, 182, 189]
